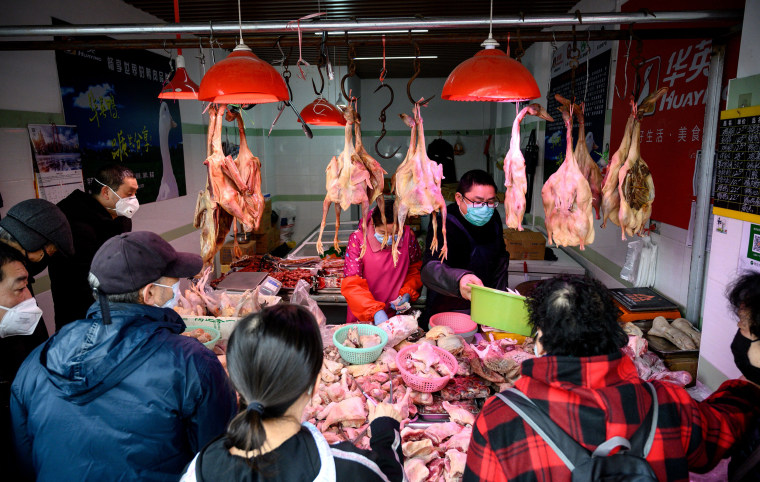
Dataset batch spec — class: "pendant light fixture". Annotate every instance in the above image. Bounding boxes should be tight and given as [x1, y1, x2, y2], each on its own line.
[441, 0, 540, 102]
[158, 0, 199, 99]
[299, 36, 346, 127]
[198, 0, 288, 104]
[300, 97, 347, 126]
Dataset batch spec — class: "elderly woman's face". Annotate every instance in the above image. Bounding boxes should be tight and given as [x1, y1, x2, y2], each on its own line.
[737, 306, 755, 340]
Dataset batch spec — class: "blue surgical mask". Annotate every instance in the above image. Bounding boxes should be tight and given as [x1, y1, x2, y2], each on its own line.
[463, 205, 494, 226]
[153, 281, 180, 309]
[374, 232, 400, 245]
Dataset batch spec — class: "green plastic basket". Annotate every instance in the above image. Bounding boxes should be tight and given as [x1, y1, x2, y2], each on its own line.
[183, 325, 221, 349]
[470, 285, 533, 336]
[333, 324, 388, 365]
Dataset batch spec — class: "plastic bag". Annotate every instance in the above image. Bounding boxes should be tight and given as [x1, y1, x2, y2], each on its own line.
[291, 279, 326, 327]
[378, 311, 421, 347]
[620, 240, 643, 283]
[634, 237, 658, 287]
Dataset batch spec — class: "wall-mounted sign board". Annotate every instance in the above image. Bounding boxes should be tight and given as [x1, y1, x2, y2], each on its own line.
[712, 105, 760, 224]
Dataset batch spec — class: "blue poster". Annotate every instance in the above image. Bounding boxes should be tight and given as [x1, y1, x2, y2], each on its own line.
[55, 47, 186, 202]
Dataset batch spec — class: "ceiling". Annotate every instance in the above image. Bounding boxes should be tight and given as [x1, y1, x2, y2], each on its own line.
[122, 0, 582, 78]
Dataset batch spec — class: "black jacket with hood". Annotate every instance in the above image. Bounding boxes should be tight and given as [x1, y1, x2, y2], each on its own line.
[49, 189, 131, 330]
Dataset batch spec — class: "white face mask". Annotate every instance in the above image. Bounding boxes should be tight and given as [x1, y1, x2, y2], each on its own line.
[0, 298, 43, 338]
[152, 281, 180, 309]
[534, 344, 542, 357]
[96, 179, 139, 218]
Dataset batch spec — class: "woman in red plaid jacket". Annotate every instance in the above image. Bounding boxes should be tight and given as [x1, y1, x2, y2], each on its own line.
[464, 275, 760, 482]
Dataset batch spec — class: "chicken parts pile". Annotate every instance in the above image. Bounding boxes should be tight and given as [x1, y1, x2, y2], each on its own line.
[303, 323, 541, 482]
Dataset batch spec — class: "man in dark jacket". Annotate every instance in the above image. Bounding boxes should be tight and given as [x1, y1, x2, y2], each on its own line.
[421, 170, 509, 328]
[11, 231, 237, 482]
[0, 198, 73, 480]
[49, 163, 138, 330]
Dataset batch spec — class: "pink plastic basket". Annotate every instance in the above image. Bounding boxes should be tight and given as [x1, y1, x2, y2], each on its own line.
[396, 344, 458, 393]
[429, 312, 478, 341]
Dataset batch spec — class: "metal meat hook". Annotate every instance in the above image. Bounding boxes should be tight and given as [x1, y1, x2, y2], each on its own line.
[373, 83, 401, 159]
[312, 62, 325, 97]
[407, 44, 435, 106]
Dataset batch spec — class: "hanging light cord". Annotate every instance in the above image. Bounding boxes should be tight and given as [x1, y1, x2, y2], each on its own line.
[489, 0, 494, 39]
[237, 0, 243, 45]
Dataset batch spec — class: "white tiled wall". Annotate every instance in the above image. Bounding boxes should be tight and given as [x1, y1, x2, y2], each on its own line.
[699, 215, 745, 388]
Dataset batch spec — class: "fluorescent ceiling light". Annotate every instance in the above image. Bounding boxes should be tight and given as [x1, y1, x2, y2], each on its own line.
[354, 55, 438, 60]
[315, 29, 428, 35]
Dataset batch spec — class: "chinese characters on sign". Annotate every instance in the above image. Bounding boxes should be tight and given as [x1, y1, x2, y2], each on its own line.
[56, 46, 186, 202]
[544, 36, 612, 180]
[713, 108, 760, 223]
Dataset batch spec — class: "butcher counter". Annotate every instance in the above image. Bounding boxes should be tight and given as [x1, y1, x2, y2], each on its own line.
[287, 221, 586, 323]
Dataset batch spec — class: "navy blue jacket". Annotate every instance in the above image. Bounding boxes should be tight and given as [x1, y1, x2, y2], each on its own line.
[11, 303, 237, 481]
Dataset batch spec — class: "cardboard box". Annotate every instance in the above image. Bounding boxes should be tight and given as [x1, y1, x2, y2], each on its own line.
[252, 224, 281, 254]
[252, 198, 273, 234]
[503, 229, 546, 260]
[219, 239, 257, 266]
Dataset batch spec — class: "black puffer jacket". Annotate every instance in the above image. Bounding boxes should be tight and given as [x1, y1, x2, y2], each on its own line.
[421, 203, 509, 328]
[48, 189, 131, 330]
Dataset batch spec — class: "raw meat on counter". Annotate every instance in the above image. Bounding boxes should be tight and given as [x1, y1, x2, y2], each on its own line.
[648, 316, 697, 351]
[182, 328, 214, 343]
[342, 326, 382, 349]
[405, 343, 455, 378]
[268, 269, 314, 289]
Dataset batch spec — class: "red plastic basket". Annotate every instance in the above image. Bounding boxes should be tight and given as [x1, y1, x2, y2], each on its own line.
[396, 344, 458, 393]
[429, 312, 478, 341]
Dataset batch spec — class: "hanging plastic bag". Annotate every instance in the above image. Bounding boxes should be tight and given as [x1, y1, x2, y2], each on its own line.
[635, 237, 658, 287]
[290, 279, 326, 327]
[620, 240, 643, 284]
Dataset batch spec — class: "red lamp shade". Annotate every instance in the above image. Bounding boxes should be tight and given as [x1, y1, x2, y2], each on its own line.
[299, 98, 347, 126]
[158, 55, 199, 100]
[442, 48, 540, 102]
[199, 44, 289, 104]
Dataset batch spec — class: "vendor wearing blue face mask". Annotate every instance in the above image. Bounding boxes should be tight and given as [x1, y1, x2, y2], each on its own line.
[342, 199, 423, 324]
[420, 169, 509, 328]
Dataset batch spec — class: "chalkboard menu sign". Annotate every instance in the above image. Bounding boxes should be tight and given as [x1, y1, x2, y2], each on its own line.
[713, 106, 760, 224]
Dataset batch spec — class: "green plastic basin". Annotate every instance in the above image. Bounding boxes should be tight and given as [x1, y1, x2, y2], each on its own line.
[469, 284, 533, 336]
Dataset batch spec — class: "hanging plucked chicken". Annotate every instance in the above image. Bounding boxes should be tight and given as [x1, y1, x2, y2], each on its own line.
[572, 102, 603, 220]
[617, 87, 668, 239]
[541, 95, 595, 250]
[600, 98, 636, 229]
[316, 103, 372, 255]
[392, 103, 448, 265]
[503, 103, 553, 230]
[194, 104, 266, 268]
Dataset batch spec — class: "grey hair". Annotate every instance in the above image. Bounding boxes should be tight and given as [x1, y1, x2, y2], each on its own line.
[88, 272, 141, 303]
[0, 227, 16, 244]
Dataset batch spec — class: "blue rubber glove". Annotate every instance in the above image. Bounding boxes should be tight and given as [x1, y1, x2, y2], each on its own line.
[390, 293, 411, 312]
[373, 310, 389, 325]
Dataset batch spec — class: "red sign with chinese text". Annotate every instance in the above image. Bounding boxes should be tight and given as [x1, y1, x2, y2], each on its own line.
[609, 1, 740, 230]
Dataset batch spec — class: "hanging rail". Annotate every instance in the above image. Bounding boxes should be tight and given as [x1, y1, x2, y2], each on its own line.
[0, 27, 739, 51]
[0, 11, 741, 38]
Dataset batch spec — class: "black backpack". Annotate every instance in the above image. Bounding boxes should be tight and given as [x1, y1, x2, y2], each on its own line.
[497, 382, 659, 482]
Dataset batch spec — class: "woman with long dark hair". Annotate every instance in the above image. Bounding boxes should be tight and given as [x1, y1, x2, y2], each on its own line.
[180, 304, 405, 481]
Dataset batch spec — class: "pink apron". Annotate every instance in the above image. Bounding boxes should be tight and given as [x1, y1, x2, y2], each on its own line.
[345, 222, 412, 323]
